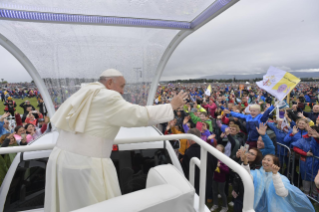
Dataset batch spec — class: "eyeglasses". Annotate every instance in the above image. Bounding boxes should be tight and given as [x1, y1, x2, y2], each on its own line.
[248, 151, 256, 156]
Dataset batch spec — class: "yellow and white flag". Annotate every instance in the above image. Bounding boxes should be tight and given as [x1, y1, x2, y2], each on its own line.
[205, 84, 212, 96]
[256, 66, 300, 101]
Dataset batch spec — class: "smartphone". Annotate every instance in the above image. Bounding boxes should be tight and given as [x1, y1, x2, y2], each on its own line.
[21, 134, 26, 139]
[244, 144, 250, 153]
[32, 110, 38, 113]
[240, 146, 245, 151]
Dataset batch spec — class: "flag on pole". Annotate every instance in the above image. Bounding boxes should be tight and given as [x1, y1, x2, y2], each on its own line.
[205, 84, 212, 96]
[256, 66, 300, 101]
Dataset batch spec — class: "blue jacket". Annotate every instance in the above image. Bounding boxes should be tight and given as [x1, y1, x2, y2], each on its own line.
[291, 137, 319, 181]
[0, 121, 13, 136]
[267, 121, 295, 156]
[283, 128, 308, 148]
[304, 95, 311, 102]
[259, 134, 275, 156]
[230, 105, 274, 142]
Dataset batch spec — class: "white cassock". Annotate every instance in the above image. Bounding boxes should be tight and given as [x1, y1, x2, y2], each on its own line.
[44, 82, 174, 212]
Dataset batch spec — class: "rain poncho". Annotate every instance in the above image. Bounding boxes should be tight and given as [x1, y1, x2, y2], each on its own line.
[251, 167, 314, 212]
[291, 137, 319, 181]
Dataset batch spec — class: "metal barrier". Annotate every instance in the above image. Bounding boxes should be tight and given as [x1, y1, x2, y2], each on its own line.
[276, 143, 291, 179]
[0, 133, 255, 212]
[291, 152, 319, 203]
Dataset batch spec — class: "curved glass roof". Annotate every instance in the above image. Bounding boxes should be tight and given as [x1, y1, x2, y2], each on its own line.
[0, 0, 238, 115]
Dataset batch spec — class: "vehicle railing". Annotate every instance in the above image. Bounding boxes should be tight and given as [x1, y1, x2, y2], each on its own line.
[0, 133, 255, 212]
[189, 157, 201, 187]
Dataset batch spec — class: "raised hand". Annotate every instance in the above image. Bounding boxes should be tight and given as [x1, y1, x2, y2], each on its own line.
[307, 150, 313, 157]
[292, 126, 299, 135]
[256, 122, 267, 136]
[0, 112, 10, 121]
[183, 116, 190, 125]
[270, 164, 280, 174]
[225, 127, 230, 135]
[207, 134, 216, 140]
[170, 91, 188, 110]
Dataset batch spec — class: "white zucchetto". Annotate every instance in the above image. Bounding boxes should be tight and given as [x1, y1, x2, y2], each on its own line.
[100, 69, 123, 78]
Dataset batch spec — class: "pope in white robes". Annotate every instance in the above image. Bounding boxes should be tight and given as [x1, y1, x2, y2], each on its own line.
[44, 69, 187, 212]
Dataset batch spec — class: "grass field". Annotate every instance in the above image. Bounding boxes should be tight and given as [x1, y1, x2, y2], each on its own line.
[0, 97, 39, 115]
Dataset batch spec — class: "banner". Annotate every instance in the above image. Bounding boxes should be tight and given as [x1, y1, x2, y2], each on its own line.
[239, 84, 245, 91]
[205, 84, 212, 96]
[256, 66, 300, 101]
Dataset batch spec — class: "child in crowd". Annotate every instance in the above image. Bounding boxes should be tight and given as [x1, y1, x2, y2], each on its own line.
[211, 144, 229, 212]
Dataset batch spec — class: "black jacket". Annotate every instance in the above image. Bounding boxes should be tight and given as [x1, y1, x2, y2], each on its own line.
[19, 102, 36, 114]
[182, 143, 217, 195]
[232, 162, 261, 197]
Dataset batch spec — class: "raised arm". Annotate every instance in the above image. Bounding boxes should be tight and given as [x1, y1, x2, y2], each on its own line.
[260, 105, 275, 123]
[229, 110, 248, 120]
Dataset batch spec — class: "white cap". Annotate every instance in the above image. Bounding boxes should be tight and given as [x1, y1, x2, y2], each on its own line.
[100, 69, 123, 78]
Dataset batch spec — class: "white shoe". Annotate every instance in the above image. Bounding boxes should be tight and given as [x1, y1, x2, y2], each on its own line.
[210, 205, 218, 211]
[228, 201, 234, 207]
[218, 194, 222, 198]
[220, 207, 228, 212]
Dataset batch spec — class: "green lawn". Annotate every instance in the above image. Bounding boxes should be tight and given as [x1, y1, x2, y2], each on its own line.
[0, 97, 39, 115]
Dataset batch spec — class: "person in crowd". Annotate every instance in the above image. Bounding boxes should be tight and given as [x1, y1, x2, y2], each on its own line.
[202, 98, 217, 119]
[19, 100, 35, 114]
[183, 116, 216, 146]
[21, 105, 39, 123]
[13, 126, 28, 145]
[291, 126, 319, 197]
[283, 118, 309, 147]
[300, 104, 319, 124]
[181, 128, 217, 198]
[38, 97, 48, 116]
[25, 110, 43, 126]
[0, 112, 12, 136]
[232, 148, 262, 212]
[166, 119, 189, 160]
[24, 118, 48, 143]
[0, 92, 4, 102]
[189, 109, 213, 133]
[240, 152, 315, 211]
[3, 97, 17, 116]
[224, 104, 274, 149]
[256, 122, 275, 156]
[211, 144, 229, 212]
[267, 115, 291, 166]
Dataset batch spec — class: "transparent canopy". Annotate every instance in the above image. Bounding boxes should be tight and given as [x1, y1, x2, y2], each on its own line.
[1, 0, 215, 22]
[0, 0, 238, 115]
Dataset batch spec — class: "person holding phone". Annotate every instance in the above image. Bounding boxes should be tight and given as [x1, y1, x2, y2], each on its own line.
[13, 126, 27, 145]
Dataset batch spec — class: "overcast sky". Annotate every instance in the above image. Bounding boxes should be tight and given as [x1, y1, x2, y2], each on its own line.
[162, 0, 319, 80]
[1, 0, 318, 82]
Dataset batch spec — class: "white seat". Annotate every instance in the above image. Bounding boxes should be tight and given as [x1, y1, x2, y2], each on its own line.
[72, 164, 195, 212]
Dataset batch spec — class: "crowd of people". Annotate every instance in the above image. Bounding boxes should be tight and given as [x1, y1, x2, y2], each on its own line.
[156, 81, 319, 211]
[1, 80, 319, 211]
[0, 84, 51, 186]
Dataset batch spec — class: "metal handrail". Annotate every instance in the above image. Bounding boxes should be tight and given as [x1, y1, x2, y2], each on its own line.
[0, 134, 255, 212]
